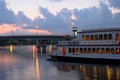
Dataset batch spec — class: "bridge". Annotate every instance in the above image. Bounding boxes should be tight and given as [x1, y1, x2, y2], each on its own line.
[0, 35, 72, 53]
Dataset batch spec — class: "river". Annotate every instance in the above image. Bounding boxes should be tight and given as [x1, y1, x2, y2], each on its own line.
[0, 45, 120, 80]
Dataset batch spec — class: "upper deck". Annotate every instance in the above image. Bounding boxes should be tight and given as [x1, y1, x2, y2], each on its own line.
[59, 28, 120, 46]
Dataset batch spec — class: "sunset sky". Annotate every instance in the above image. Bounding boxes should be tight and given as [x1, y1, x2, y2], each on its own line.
[0, 0, 120, 35]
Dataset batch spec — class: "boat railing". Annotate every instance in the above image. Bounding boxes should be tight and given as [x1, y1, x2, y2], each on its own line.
[79, 40, 116, 45]
[58, 40, 116, 45]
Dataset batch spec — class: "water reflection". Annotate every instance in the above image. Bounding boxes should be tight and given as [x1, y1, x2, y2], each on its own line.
[35, 53, 40, 80]
[32, 45, 35, 59]
[49, 44, 52, 54]
[9, 45, 13, 53]
[32, 45, 41, 80]
[51, 62, 120, 80]
[0, 45, 120, 80]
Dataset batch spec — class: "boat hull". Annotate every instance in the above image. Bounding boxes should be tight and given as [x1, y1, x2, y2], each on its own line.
[50, 55, 120, 65]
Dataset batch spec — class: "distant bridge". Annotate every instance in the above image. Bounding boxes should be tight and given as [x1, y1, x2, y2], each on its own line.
[0, 35, 72, 53]
[0, 35, 67, 40]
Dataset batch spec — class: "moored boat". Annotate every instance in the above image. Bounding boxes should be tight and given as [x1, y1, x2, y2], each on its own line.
[50, 27, 120, 64]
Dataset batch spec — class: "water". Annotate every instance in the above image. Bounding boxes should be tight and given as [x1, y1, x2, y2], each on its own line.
[0, 45, 120, 80]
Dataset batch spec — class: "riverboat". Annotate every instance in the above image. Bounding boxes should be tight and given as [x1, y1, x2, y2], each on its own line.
[50, 27, 120, 64]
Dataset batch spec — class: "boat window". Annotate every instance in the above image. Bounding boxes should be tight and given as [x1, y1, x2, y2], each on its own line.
[104, 34, 108, 40]
[111, 48, 115, 54]
[69, 48, 72, 53]
[72, 48, 75, 53]
[84, 48, 87, 53]
[101, 48, 105, 54]
[76, 48, 79, 53]
[80, 48, 83, 53]
[106, 48, 110, 54]
[59, 47, 62, 52]
[99, 34, 103, 40]
[116, 34, 120, 44]
[116, 48, 120, 54]
[97, 48, 100, 54]
[95, 35, 98, 40]
[108, 34, 112, 40]
[88, 48, 91, 53]
[92, 48, 96, 53]
[86, 35, 90, 40]
[63, 48, 66, 55]
[91, 35, 94, 40]
[82, 35, 85, 40]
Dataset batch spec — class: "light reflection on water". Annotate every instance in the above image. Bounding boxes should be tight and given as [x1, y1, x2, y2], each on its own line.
[0, 45, 120, 80]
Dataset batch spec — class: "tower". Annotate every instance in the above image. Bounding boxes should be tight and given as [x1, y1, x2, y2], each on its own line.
[73, 27, 77, 38]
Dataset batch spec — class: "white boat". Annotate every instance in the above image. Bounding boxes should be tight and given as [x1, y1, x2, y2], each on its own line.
[50, 27, 120, 64]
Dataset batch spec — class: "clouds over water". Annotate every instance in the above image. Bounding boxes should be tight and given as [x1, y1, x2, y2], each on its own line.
[0, 0, 120, 35]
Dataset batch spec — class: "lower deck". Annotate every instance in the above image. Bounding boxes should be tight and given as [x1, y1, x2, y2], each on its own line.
[58, 47, 120, 55]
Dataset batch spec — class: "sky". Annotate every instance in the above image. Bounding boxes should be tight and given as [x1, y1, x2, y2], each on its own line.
[0, 0, 120, 35]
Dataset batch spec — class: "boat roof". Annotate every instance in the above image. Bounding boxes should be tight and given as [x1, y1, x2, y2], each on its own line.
[78, 28, 120, 33]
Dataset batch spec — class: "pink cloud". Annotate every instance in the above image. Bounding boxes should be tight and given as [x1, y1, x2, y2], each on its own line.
[0, 24, 21, 34]
[27, 29, 52, 35]
[0, 24, 52, 35]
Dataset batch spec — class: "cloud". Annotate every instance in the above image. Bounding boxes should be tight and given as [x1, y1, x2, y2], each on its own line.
[108, 0, 120, 9]
[0, 0, 16, 24]
[0, 24, 20, 34]
[0, 0, 51, 35]
[113, 13, 120, 26]
[0, 24, 51, 35]
[16, 11, 32, 28]
[73, 3, 116, 30]
[27, 29, 51, 35]
[33, 2, 120, 34]
[33, 7, 72, 34]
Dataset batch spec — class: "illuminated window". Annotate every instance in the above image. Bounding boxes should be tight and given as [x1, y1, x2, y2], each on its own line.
[91, 35, 94, 40]
[59, 47, 62, 52]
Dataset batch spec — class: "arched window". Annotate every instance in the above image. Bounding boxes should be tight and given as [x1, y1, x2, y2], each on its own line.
[76, 48, 79, 53]
[69, 48, 72, 53]
[88, 48, 91, 53]
[104, 34, 108, 40]
[82, 35, 85, 40]
[84, 48, 87, 53]
[108, 34, 112, 40]
[80, 48, 83, 53]
[116, 48, 120, 54]
[99, 34, 103, 40]
[111, 48, 115, 54]
[101, 48, 105, 54]
[97, 48, 100, 53]
[86, 35, 90, 40]
[95, 34, 98, 40]
[92, 48, 96, 53]
[91, 35, 94, 40]
[106, 48, 110, 54]
[72, 48, 75, 53]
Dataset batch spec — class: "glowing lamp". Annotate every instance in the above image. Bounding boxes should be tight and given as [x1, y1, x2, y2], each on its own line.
[73, 27, 77, 38]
